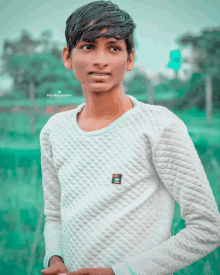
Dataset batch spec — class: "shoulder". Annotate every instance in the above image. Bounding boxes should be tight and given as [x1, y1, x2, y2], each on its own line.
[143, 103, 186, 128]
[138, 103, 187, 144]
[40, 109, 73, 136]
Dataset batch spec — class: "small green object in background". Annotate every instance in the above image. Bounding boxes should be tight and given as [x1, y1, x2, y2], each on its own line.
[167, 49, 182, 70]
[126, 264, 138, 275]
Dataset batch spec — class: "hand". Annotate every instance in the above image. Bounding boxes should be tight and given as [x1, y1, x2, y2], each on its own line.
[59, 267, 115, 275]
[41, 261, 67, 275]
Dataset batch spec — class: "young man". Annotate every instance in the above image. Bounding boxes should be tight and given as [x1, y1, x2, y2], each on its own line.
[40, 1, 220, 275]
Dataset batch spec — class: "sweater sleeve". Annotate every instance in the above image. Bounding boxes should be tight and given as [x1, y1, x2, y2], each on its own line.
[40, 118, 64, 269]
[111, 114, 220, 275]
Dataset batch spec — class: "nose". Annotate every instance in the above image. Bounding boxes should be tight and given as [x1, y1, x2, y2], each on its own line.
[93, 49, 109, 64]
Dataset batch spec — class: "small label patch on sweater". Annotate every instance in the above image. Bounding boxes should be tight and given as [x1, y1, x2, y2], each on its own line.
[112, 174, 122, 184]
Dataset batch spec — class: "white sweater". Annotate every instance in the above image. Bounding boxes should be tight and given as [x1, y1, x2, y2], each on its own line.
[40, 95, 220, 275]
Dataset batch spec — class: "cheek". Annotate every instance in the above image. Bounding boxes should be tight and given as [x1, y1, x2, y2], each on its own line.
[112, 60, 127, 77]
[73, 61, 87, 80]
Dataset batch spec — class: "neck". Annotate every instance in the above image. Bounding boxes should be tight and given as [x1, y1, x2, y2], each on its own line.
[81, 86, 132, 120]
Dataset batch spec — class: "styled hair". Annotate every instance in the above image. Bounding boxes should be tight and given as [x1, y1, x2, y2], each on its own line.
[65, 0, 136, 61]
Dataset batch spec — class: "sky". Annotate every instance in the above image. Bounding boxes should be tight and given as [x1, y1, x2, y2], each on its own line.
[1, 0, 220, 79]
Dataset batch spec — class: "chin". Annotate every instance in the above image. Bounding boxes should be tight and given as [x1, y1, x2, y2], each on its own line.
[89, 84, 113, 92]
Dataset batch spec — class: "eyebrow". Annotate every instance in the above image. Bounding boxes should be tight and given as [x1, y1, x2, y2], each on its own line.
[81, 40, 121, 45]
[106, 41, 120, 44]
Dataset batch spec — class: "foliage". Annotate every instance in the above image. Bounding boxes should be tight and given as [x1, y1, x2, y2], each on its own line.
[171, 72, 220, 111]
[176, 27, 220, 77]
[1, 90, 26, 101]
[172, 27, 220, 111]
[2, 29, 83, 99]
[125, 67, 150, 95]
[39, 29, 53, 52]
[5, 51, 80, 98]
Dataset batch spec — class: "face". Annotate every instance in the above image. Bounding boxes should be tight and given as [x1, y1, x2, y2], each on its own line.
[62, 29, 134, 94]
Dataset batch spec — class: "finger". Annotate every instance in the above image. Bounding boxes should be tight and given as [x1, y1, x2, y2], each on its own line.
[41, 266, 59, 274]
[41, 269, 51, 274]
[64, 268, 90, 275]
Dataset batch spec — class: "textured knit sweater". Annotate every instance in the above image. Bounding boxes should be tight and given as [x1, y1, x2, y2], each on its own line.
[40, 95, 220, 275]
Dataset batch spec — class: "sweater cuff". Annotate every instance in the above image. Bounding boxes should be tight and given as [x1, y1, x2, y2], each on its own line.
[43, 250, 63, 269]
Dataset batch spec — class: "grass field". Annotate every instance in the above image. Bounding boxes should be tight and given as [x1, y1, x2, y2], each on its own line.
[0, 106, 220, 275]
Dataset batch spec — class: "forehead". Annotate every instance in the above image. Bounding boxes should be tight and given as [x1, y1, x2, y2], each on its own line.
[80, 36, 125, 45]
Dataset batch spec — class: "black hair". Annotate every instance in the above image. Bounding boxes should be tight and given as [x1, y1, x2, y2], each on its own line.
[65, 0, 136, 61]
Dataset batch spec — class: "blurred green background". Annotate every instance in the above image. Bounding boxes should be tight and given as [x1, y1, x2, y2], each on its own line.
[1, 0, 220, 274]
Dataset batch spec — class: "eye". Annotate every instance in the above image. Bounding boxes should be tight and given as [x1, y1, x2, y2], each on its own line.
[80, 44, 121, 52]
[80, 44, 94, 50]
[110, 46, 121, 52]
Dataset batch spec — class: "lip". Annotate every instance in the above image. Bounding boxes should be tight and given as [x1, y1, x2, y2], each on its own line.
[89, 74, 111, 78]
[89, 72, 111, 75]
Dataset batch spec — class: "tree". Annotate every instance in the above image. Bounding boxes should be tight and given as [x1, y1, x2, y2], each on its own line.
[39, 29, 53, 52]
[176, 28, 220, 76]
[51, 42, 63, 60]
[3, 29, 81, 98]
[125, 66, 150, 96]
[175, 27, 220, 116]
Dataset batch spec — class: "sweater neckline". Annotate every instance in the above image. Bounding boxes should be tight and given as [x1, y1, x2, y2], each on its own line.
[72, 95, 139, 137]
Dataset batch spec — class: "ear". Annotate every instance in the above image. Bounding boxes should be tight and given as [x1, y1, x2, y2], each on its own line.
[62, 46, 73, 70]
[126, 48, 135, 72]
